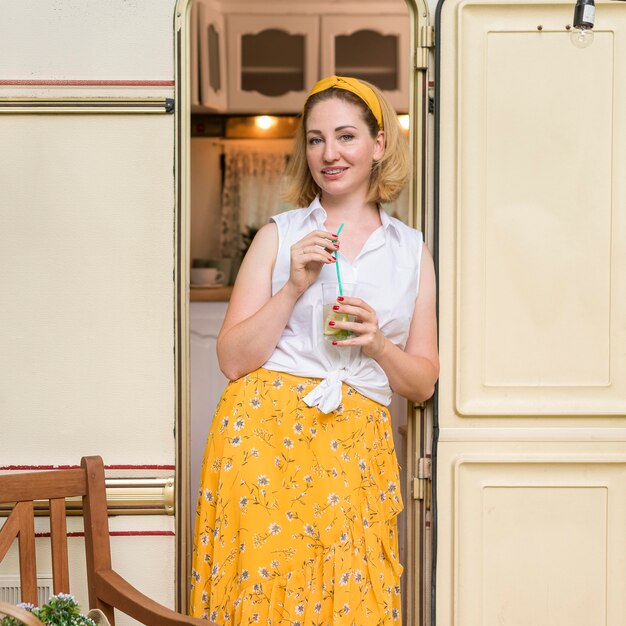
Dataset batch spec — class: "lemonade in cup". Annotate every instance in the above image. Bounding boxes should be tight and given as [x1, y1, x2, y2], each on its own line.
[322, 282, 356, 342]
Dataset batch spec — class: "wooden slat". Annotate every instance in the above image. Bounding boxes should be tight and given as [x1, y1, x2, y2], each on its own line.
[0, 507, 20, 560]
[50, 497, 70, 594]
[95, 570, 217, 626]
[0, 469, 86, 502]
[17, 501, 38, 605]
[82, 456, 114, 623]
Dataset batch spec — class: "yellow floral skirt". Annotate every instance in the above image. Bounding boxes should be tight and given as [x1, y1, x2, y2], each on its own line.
[190, 368, 403, 625]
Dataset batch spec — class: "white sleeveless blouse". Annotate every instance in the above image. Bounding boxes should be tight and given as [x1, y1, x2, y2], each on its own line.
[263, 196, 423, 413]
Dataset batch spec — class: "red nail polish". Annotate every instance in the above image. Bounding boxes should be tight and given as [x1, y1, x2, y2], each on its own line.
[337, 296, 345, 302]
[328, 320, 335, 326]
[332, 305, 340, 311]
[332, 341, 338, 346]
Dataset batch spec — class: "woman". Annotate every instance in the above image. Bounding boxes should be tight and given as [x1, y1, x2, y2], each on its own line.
[190, 76, 439, 625]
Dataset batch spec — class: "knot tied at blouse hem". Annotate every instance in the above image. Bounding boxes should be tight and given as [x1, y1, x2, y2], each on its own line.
[302, 368, 349, 413]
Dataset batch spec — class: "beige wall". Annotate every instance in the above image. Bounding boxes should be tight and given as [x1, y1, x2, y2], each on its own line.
[0, 1, 180, 623]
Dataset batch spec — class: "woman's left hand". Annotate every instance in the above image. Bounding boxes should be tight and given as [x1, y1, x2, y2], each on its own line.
[328, 296, 387, 359]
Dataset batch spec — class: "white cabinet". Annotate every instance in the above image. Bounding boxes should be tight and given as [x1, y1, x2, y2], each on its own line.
[321, 15, 409, 111]
[191, 9, 410, 113]
[189, 301, 228, 534]
[226, 14, 319, 113]
[191, 0, 227, 112]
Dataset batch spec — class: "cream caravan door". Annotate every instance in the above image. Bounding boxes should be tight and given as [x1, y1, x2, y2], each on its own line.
[0, 1, 188, 620]
[435, 0, 626, 624]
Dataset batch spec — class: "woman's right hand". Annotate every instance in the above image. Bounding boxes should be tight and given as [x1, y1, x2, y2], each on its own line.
[287, 230, 339, 295]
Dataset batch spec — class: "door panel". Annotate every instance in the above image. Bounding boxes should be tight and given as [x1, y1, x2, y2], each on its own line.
[436, 0, 626, 624]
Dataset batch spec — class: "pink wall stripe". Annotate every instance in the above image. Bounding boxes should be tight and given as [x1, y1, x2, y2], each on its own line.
[0, 80, 174, 87]
[35, 531, 175, 538]
[0, 465, 175, 471]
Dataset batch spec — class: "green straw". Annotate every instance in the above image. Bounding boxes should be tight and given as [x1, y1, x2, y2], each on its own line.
[334, 223, 344, 296]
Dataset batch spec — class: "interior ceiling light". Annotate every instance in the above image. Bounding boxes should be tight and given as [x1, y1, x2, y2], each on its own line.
[255, 115, 276, 130]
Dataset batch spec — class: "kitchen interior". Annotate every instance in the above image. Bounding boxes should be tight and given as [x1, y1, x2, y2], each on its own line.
[188, 0, 413, 608]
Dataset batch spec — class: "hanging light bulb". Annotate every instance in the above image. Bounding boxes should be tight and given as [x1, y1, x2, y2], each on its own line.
[570, 0, 595, 48]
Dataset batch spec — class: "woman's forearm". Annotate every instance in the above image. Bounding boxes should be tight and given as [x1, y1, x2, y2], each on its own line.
[374, 337, 439, 404]
[217, 282, 301, 380]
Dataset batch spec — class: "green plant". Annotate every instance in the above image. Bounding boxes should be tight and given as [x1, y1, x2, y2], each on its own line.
[1, 593, 96, 626]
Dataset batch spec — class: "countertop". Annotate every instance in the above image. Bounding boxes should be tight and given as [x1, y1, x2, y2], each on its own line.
[190, 285, 233, 302]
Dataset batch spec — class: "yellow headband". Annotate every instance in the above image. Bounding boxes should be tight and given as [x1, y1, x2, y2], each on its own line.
[307, 75, 383, 129]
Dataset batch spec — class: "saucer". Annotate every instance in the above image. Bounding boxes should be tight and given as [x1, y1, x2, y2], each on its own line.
[190, 282, 224, 289]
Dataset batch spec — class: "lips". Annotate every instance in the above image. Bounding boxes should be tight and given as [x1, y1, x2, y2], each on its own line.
[321, 167, 347, 176]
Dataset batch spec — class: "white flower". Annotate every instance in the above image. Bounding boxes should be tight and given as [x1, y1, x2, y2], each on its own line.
[283, 437, 294, 449]
[295, 603, 305, 615]
[241, 569, 249, 581]
[314, 601, 322, 613]
[221, 417, 229, 428]
[388, 481, 397, 493]
[231, 435, 241, 446]
[358, 460, 367, 471]
[250, 397, 261, 408]
[250, 448, 260, 457]
[309, 427, 317, 436]
[285, 511, 294, 521]
[328, 493, 340, 506]
[340, 572, 350, 586]
[204, 489, 213, 502]
[303, 475, 313, 483]
[392, 608, 400, 619]
[271, 560, 279, 568]
[258, 567, 270, 579]
[330, 440, 339, 451]
[257, 475, 269, 486]
[239, 496, 248, 508]
[304, 523, 315, 536]
[272, 377, 283, 389]
[354, 570, 363, 583]
[234, 418, 245, 430]
[269, 522, 281, 535]
[342, 603, 350, 613]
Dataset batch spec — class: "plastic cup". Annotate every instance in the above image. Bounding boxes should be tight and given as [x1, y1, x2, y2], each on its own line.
[322, 282, 355, 342]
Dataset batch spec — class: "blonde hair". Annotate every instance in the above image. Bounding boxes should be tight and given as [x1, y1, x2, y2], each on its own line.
[281, 79, 410, 207]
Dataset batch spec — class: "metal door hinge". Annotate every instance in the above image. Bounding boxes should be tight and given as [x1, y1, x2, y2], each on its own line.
[415, 25, 435, 70]
[412, 457, 432, 500]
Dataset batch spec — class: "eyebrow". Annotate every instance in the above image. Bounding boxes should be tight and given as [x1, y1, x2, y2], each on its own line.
[306, 125, 358, 135]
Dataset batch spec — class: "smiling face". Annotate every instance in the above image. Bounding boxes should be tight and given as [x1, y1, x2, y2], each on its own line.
[305, 96, 385, 204]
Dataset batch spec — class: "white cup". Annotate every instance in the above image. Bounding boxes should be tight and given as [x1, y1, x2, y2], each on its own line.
[190, 267, 224, 286]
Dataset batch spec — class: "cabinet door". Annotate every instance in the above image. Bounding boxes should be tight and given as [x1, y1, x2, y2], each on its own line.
[226, 14, 319, 113]
[435, 1, 626, 625]
[198, 2, 227, 111]
[321, 15, 409, 111]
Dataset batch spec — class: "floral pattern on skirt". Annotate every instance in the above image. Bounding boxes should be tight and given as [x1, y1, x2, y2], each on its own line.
[190, 368, 403, 625]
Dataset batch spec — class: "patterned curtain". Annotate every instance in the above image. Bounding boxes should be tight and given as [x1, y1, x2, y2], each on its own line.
[219, 140, 294, 259]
